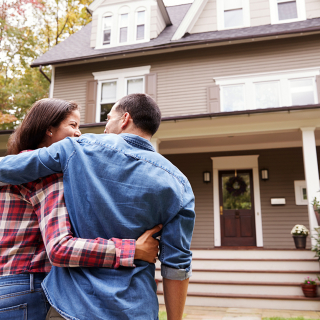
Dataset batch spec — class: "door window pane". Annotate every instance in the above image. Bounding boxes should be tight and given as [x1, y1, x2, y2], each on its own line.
[101, 81, 117, 102]
[277, 0, 298, 20]
[224, 9, 243, 28]
[290, 78, 315, 106]
[127, 78, 144, 95]
[222, 84, 245, 112]
[254, 81, 280, 109]
[222, 173, 252, 210]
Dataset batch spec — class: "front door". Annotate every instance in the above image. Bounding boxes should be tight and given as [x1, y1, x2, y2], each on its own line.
[219, 170, 256, 246]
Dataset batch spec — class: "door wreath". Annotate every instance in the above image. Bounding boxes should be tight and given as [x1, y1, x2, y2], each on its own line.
[226, 176, 247, 196]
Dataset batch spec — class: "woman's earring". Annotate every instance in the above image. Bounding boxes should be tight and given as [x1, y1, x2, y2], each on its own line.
[50, 132, 52, 136]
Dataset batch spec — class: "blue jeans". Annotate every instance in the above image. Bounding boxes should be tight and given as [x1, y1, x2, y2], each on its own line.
[0, 273, 50, 320]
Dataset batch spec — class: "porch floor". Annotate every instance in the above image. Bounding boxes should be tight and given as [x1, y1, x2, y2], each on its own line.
[159, 305, 320, 320]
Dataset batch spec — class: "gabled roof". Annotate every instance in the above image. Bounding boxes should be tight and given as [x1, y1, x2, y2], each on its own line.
[171, 0, 208, 41]
[31, 4, 320, 67]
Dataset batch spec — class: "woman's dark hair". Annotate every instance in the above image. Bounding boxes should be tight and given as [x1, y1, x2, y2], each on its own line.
[116, 93, 161, 136]
[6, 98, 79, 155]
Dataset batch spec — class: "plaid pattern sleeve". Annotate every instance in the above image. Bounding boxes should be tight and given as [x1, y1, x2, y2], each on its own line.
[29, 174, 135, 268]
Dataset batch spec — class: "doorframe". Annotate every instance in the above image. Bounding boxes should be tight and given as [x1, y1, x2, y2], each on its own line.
[211, 155, 263, 247]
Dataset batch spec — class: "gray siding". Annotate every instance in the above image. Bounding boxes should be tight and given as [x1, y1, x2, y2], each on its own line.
[53, 34, 320, 122]
[166, 147, 315, 249]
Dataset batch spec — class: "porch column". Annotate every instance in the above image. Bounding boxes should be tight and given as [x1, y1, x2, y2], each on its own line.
[150, 138, 160, 153]
[301, 127, 319, 244]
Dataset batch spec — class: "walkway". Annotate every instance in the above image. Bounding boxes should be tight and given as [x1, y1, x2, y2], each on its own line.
[159, 305, 320, 320]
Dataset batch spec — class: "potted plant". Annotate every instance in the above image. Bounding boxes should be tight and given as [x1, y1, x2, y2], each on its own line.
[291, 224, 309, 249]
[301, 277, 318, 297]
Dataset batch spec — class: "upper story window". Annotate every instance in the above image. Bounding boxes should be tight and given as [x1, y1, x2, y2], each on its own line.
[102, 15, 112, 45]
[217, 0, 250, 30]
[136, 10, 146, 40]
[269, 0, 306, 24]
[119, 13, 129, 43]
[93, 66, 150, 123]
[216, 68, 319, 112]
[96, 3, 150, 49]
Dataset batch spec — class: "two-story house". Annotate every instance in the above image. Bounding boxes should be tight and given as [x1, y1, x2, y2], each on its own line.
[4, 0, 320, 311]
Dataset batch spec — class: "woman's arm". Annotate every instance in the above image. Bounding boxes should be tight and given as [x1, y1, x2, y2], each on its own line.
[29, 174, 160, 268]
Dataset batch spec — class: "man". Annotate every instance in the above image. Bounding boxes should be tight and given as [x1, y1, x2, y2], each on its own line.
[0, 94, 195, 320]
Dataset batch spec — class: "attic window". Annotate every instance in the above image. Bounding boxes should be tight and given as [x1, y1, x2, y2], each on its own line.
[136, 10, 145, 40]
[277, 0, 298, 20]
[224, 0, 243, 28]
[102, 15, 112, 45]
[119, 13, 129, 43]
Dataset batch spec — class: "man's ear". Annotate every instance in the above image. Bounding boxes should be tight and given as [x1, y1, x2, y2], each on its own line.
[120, 112, 131, 129]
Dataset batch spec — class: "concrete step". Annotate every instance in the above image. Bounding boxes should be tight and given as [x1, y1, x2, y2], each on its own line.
[191, 259, 318, 271]
[157, 292, 320, 311]
[155, 269, 318, 282]
[192, 250, 316, 260]
[157, 280, 310, 296]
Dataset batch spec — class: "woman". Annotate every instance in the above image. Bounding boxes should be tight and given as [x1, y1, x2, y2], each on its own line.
[0, 98, 160, 320]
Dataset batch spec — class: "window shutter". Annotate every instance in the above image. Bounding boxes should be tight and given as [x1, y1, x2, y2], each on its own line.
[85, 80, 98, 123]
[145, 73, 157, 101]
[207, 85, 220, 113]
[316, 75, 320, 103]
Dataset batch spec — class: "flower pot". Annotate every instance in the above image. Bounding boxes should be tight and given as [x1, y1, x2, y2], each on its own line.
[301, 284, 318, 297]
[293, 235, 307, 249]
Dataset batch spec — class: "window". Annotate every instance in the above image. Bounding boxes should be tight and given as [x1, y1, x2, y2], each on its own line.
[119, 13, 129, 43]
[102, 15, 112, 45]
[217, 0, 250, 30]
[269, 0, 306, 24]
[216, 68, 319, 112]
[100, 81, 117, 122]
[290, 78, 315, 106]
[93, 66, 150, 123]
[136, 10, 145, 40]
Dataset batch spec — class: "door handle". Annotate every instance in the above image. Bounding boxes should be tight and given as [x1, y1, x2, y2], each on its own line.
[220, 206, 223, 215]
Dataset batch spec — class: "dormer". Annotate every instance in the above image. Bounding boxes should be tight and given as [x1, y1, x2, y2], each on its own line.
[89, 0, 171, 50]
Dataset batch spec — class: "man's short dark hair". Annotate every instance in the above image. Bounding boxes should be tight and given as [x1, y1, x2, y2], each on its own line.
[116, 94, 161, 136]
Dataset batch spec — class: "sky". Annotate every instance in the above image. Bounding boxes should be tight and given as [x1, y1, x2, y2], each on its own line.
[163, 0, 194, 6]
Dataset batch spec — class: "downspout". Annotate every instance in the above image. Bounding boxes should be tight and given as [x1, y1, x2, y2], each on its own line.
[39, 65, 51, 84]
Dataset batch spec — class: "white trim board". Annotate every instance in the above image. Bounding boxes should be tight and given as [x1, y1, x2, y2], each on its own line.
[49, 65, 55, 98]
[211, 155, 263, 247]
[171, 0, 208, 41]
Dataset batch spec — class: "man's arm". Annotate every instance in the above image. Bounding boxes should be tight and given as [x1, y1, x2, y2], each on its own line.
[163, 278, 189, 320]
[30, 174, 161, 267]
[0, 138, 73, 185]
[159, 182, 195, 319]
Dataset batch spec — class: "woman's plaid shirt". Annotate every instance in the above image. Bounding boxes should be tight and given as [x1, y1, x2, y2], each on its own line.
[0, 173, 135, 276]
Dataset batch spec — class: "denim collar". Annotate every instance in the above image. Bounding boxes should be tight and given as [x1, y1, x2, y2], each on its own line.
[120, 133, 155, 152]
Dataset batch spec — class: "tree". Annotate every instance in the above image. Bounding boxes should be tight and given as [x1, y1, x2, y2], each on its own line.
[0, 0, 92, 129]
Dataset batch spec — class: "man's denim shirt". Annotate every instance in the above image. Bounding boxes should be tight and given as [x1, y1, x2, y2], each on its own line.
[0, 133, 195, 320]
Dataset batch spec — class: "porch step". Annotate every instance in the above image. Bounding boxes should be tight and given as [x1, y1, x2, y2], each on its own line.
[157, 280, 311, 296]
[156, 250, 320, 311]
[157, 291, 320, 311]
[191, 258, 318, 271]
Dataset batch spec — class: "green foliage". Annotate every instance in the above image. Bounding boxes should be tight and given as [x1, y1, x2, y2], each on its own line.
[0, 0, 93, 127]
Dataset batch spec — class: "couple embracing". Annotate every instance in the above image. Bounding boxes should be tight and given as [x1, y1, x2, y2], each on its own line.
[0, 93, 195, 320]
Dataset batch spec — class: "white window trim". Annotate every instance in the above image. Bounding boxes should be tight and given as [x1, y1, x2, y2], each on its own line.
[294, 180, 320, 205]
[215, 67, 320, 112]
[94, 1, 150, 50]
[269, 0, 306, 24]
[93, 66, 151, 123]
[217, 0, 250, 31]
[134, 8, 147, 42]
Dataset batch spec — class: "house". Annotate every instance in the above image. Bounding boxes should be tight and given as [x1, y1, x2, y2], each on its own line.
[7, 0, 320, 310]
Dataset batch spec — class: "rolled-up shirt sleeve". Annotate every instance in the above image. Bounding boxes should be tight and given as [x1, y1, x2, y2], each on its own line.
[159, 181, 195, 280]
